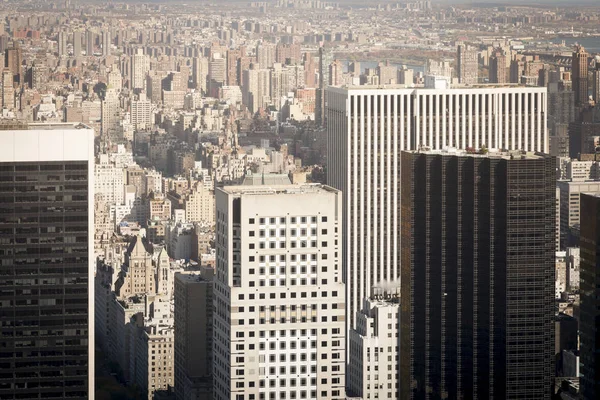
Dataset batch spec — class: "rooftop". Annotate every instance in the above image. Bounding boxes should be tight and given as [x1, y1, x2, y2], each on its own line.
[220, 183, 339, 196]
[407, 147, 546, 160]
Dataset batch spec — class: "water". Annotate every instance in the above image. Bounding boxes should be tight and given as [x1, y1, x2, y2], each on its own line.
[341, 60, 425, 74]
[550, 36, 600, 53]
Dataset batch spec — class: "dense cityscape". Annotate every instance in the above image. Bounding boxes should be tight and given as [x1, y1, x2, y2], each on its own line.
[1, 0, 600, 399]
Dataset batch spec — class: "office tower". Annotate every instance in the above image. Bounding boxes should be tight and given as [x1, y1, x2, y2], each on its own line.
[377, 61, 397, 85]
[101, 88, 120, 139]
[397, 67, 413, 85]
[557, 181, 600, 249]
[348, 61, 361, 78]
[304, 52, 317, 87]
[58, 31, 67, 56]
[489, 49, 507, 84]
[457, 44, 478, 84]
[593, 60, 600, 104]
[73, 30, 82, 57]
[193, 56, 209, 93]
[208, 54, 226, 97]
[131, 48, 149, 90]
[0, 123, 95, 399]
[86, 29, 95, 55]
[573, 45, 589, 106]
[316, 46, 332, 126]
[328, 59, 343, 87]
[5, 45, 22, 85]
[275, 43, 301, 65]
[174, 268, 214, 400]
[213, 184, 346, 400]
[242, 65, 270, 113]
[347, 296, 400, 399]
[580, 193, 600, 399]
[400, 149, 555, 400]
[107, 69, 122, 91]
[226, 48, 244, 86]
[130, 92, 153, 131]
[426, 59, 453, 78]
[102, 30, 111, 56]
[256, 42, 275, 69]
[1, 69, 14, 109]
[327, 85, 549, 330]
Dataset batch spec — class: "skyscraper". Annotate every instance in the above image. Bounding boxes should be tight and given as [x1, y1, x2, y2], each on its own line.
[174, 268, 214, 400]
[0, 123, 95, 399]
[489, 48, 507, 84]
[592, 60, 600, 104]
[457, 44, 478, 85]
[580, 193, 600, 399]
[400, 149, 555, 400]
[572, 45, 589, 106]
[131, 48, 149, 91]
[316, 46, 333, 126]
[102, 29, 111, 57]
[326, 85, 549, 332]
[58, 31, 67, 56]
[213, 184, 346, 400]
[73, 30, 82, 57]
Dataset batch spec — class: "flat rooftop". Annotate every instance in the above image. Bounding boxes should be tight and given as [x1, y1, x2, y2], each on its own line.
[220, 183, 338, 196]
[407, 148, 546, 160]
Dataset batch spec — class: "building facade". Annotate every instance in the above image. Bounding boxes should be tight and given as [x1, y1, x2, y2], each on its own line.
[580, 193, 600, 399]
[213, 184, 346, 400]
[0, 123, 95, 399]
[347, 296, 400, 399]
[326, 85, 549, 332]
[400, 150, 555, 400]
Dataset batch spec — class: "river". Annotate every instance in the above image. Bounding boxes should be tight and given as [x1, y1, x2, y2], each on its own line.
[550, 36, 600, 53]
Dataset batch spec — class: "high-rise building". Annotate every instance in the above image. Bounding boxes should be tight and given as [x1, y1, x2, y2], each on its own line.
[1, 69, 14, 109]
[256, 42, 275, 69]
[208, 54, 226, 97]
[489, 49, 507, 84]
[557, 181, 600, 249]
[400, 149, 555, 400]
[242, 65, 270, 113]
[457, 44, 478, 85]
[316, 46, 333, 126]
[377, 61, 397, 85]
[73, 30, 82, 57]
[593, 60, 600, 104]
[347, 296, 400, 399]
[0, 123, 95, 399]
[86, 29, 95, 56]
[580, 193, 600, 399]
[131, 48, 149, 90]
[329, 59, 343, 86]
[5, 45, 22, 85]
[174, 268, 214, 400]
[130, 92, 153, 131]
[192, 56, 209, 93]
[572, 45, 589, 106]
[58, 31, 68, 56]
[327, 85, 549, 331]
[101, 88, 120, 139]
[213, 184, 346, 400]
[102, 29, 111, 56]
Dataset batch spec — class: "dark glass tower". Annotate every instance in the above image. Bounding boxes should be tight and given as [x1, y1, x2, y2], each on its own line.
[400, 150, 555, 400]
[580, 193, 600, 399]
[0, 125, 94, 399]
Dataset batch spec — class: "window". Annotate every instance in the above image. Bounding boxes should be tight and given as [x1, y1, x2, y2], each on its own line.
[249, 218, 255, 224]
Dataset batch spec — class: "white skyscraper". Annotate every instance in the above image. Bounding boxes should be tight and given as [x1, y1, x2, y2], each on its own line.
[130, 92, 153, 131]
[213, 184, 346, 400]
[326, 84, 549, 331]
[131, 48, 149, 90]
